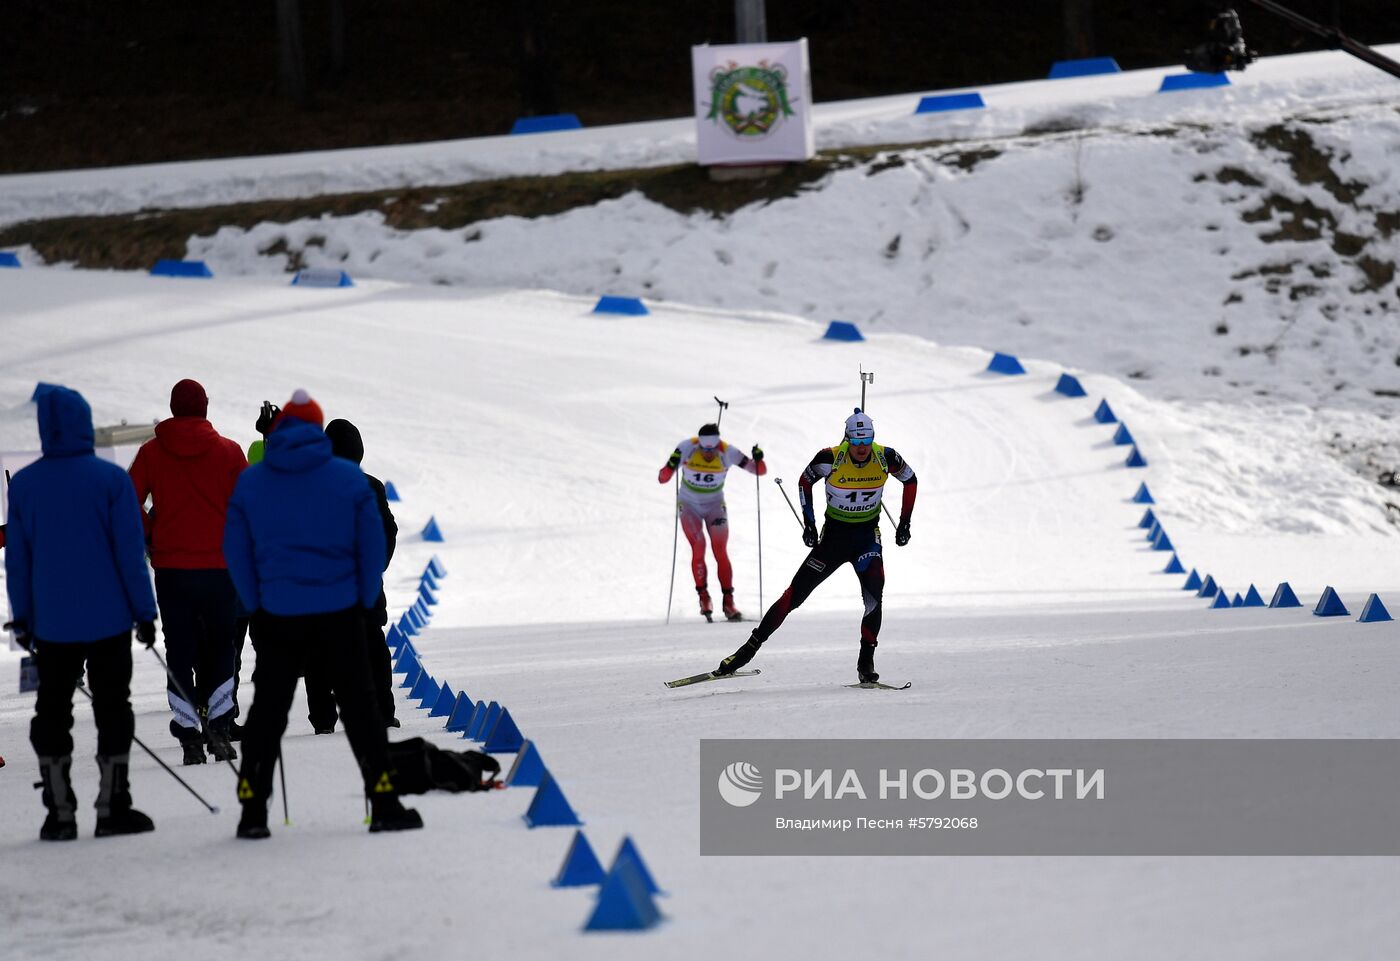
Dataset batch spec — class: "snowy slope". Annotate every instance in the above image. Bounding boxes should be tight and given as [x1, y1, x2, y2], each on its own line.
[1, 272, 1398, 961]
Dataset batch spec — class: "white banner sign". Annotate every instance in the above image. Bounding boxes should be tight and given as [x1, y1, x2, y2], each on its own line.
[692, 39, 815, 166]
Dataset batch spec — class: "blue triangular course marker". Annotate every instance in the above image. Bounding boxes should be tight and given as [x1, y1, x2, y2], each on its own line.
[1164, 554, 1186, 574]
[483, 706, 525, 754]
[986, 352, 1026, 375]
[150, 258, 213, 278]
[418, 585, 437, 606]
[1126, 446, 1148, 468]
[407, 606, 426, 631]
[1094, 399, 1117, 424]
[1049, 56, 1121, 79]
[418, 676, 441, 709]
[1269, 582, 1302, 608]
[1153, 531, 1174, 552]
[384, 481, 401, 502]
[461, 700, 488, 739]
[1138, 507, 1157, 529]
[1159, 71, 1230, 92]
[822, 320, 864, 342]
[429, 555, 447, 579]
[584, 858, 660, 931]
[592, 295, 649, 316]
[1242, 585, 1266, 608]
[1147, 520, 1160, 542]
[400, 663, 422, 690]
[291, 267, 353, 287]
[523, 772, 583, 828]
[412, 598, 430, 622]
[397, 612, 418, 637]
[409, 671, 435, 704]
[511, 113, 583, 135]
[553, 830, 606, 887]
[468, 701, 499, 741]
[506, 740, 547, 787]
[1211, 591, 1232, 609]
[1197, 574, 1219, 598]
[1230, 592, 1244, 608]
[473, 702, 503, 743]
[1313, 586, 1349, 617]
[421, 516, 444, 542]
[392, 646, 417, 675]
[1054, 373, 1087, 397]
[445, 692, 476, 732]
[1358, 594, 1393, 623]
[429, 683, 456, 718]
[1183, 569, 1203, 591]
[1132, 482, 1154, 504]
[421, 569, 439, 592]
[612, 837, 662, 896]
[384, 624, 405, 655]
[915, 91, 986, 114]
[1114, 423, 1136, 446]
[0, 251, 21, 268]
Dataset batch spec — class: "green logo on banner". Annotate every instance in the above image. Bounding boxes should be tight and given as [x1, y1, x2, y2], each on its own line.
[706, 60, 795, 138]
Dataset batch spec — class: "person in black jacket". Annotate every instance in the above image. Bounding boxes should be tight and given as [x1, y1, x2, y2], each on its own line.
[305, 418, 400, 732]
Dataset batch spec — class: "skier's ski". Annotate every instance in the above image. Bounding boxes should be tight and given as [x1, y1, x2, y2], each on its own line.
[845, 680, 912, 690]
[664, 669, 760, 689]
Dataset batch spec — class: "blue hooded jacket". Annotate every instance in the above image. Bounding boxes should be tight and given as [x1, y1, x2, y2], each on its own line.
[222, 418, 385, 617]
[4, 387, 158, 642]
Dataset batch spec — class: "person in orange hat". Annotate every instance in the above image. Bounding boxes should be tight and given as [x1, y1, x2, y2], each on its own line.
[224, 389, 419, 838]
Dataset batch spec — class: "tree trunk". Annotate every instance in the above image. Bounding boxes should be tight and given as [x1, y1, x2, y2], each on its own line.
[1063, 0, 1095, 60]
[277, 0, 308, 104]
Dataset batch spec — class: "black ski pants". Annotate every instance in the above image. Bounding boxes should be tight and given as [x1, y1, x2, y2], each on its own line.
[237, 607, 393, 804]
[154, 568, 239, 740]
[753, 518, 885, 646]
[305, 616, 396, 730]
[30, 634, 134, 758]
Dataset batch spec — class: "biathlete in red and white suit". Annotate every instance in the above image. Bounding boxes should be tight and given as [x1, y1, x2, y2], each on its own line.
[658, 423, 767, 621]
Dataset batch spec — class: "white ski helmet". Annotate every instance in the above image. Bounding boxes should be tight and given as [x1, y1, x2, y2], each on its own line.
[845, 409, 874, 442]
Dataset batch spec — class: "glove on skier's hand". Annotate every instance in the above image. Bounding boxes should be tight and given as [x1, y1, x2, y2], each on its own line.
[3, 619, 32, 652]
[255, 402, 280, 437]
[802, 522, 819, 549]
[658, 466, 675, 484]
[895, 520, 912, 547]
[751, 445, 764, 461]
[135, 620, 158, 650]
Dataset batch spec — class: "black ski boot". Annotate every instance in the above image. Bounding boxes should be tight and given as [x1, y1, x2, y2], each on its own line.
[857, 643, 879, 684]
[206, 715, 238, 763]
[368, 792, 423, 833]
[716, 631, 763, 675]
[181, 739, 207, 765]
[236, 801, 271, 840]
[721, 588, 743, 622]
[696, 585, 713, 622]
[37, 755, 78, 841]
[94, 754, 155, 837]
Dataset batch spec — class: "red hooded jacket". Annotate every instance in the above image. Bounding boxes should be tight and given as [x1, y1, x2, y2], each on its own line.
[129, 417, 248, 569]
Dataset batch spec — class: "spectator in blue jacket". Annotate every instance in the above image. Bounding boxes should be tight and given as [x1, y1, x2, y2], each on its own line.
[223, 389, 420, 839]
[4, 385, 159, 841]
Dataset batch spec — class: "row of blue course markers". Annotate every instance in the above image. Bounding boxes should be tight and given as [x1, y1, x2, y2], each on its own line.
[985, 351, 1394, 626]
[383, 528, 664, 932]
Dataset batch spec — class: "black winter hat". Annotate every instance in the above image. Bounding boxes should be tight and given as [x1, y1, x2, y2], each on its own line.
[698, 423, 720, 437]
[325, 418, 365, 464]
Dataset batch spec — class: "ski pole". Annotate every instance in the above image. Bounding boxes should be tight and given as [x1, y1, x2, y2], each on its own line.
[665, 472, 680, 624]
[756, 469, 764, 612]
[74, 679, 220, 814]
[279, 750, 290, 826]
[773, 478, 805, 530]
[148, 646, 239, 777]
[714, 396, 729, 429]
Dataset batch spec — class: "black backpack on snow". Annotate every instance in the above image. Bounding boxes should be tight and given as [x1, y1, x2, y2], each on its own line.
[386, 738, 501, 795]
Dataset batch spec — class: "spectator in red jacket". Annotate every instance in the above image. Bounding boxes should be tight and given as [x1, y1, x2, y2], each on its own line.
[129, 379, 248, 766]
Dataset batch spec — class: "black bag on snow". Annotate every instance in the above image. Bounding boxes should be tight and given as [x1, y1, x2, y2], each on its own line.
[386, 737, 501, 795]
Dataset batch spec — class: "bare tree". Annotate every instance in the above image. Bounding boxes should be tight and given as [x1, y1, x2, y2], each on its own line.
[1063, 0, 1095, 60]
[277, 0, 308, 104]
